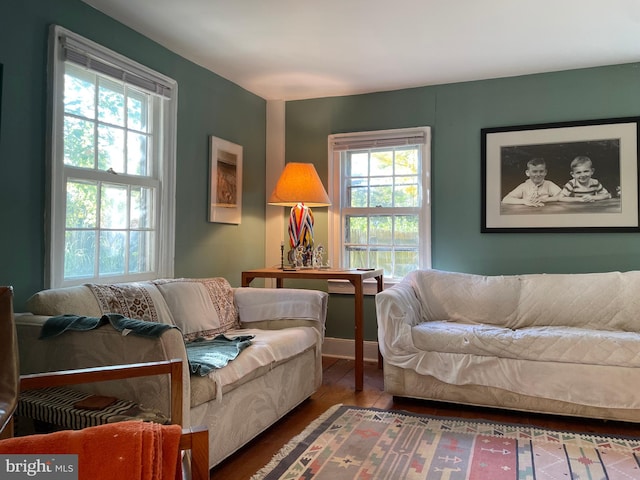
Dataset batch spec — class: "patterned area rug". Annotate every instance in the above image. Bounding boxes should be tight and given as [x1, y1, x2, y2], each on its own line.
[252, 404, 640, 479]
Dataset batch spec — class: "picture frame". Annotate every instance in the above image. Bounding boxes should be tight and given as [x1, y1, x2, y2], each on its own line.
[481, 117, 640, 233]
[208, 135, 243, 224]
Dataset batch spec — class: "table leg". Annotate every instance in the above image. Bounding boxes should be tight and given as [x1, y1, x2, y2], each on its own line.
[351, 279, 364, 391]
[376, 275, 384, 369]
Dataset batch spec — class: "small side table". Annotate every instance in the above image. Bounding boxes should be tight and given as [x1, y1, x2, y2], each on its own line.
[241, 267, 384, 391]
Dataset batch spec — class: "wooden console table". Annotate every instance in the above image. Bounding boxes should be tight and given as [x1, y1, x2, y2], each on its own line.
[241, 267, 384, 391]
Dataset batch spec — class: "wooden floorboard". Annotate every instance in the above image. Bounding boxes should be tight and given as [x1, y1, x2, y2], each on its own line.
[209, 357, 640, 479]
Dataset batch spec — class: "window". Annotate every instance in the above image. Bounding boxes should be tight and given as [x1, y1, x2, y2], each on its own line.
[328, 128, 431, 289]
[47, 26, 177, 288]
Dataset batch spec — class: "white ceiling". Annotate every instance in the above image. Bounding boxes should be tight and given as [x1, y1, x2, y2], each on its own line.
[81, 0, 640, 101]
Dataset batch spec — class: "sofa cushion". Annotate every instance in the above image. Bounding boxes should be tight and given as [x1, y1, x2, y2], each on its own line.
[27, 283, 174, 325]
[153, 278, 239, 341]
[513, 271, 640, 331]
[27, 285, 103, 317]
[411, 321, 640, 367]
[189, 326, 319, 407]
[411, 270, 520, 327]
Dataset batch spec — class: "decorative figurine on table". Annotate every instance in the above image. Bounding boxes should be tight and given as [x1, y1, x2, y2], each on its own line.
[313, 245, 325, 269]
[294, 245, 306, 268]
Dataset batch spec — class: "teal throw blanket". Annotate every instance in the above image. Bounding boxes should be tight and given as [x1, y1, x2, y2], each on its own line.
[186, 334, 254, 376]
[40, 313, 176, 339]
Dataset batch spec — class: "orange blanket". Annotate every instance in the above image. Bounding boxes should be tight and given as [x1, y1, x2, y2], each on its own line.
[0, 421, 182, 480]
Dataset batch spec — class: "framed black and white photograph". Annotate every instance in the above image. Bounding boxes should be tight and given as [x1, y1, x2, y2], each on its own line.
[209, 135, 243, 224]
[481, 117, 640, 232]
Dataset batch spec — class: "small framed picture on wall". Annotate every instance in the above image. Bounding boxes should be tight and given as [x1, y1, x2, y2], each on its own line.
[209, 135, 243, 224]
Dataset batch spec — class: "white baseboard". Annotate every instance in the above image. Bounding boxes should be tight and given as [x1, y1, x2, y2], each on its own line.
[322, 337, 379, 363]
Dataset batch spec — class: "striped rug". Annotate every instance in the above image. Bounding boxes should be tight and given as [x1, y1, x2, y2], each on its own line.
[252, 404, 640, 480]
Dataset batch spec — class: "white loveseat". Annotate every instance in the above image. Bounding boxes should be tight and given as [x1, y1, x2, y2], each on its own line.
[376, 269, 640, 422]
[15, 278, 327, 468]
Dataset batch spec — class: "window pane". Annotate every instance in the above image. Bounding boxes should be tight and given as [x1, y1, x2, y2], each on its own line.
[66, 180, 97, 228]
[370, 177, 393, 207]
[346, 178, 368, 208]
[370, 150, 392, 176]
[394, 176, 420, 207]
[340, 152, 423, 277]
[395, 147, 419, 175]
[347, 152, 368, 177]
[101, 184, 128, 229]
[128, 133, 149, 176]
[370, 248, 393, 275]
[346, 216, 367, 244]
[65, 230, 95, 278]
[127, 89, 148, 132]
[64, 65, 95, 118]
[98, 125, 125, 172]
[370, 216, 392, 244]
[129, 231, 153, 273]
[395, 215, 419, 245]
[64, 117, 95, 168]
[131, 187, 153, 229]
[346, 246, 367, 268]
[99, 231, 126, 275]
[98, 77, 125, 126]
[394, 249, 419, 278]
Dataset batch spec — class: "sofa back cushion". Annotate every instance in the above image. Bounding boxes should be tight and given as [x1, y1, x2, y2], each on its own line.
[88, 282, 175, 324]
[26, 282, 176, 325]
[410, 270, 520, 327]
[153, 278, 239, 341]
[27, 285, 103, 317]
[514, 271, 640, 331]
[411, 269, 640, 332]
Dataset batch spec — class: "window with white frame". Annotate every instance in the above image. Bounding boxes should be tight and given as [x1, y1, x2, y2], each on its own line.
[47, 26, 177, 288]
[328, 128, 431, 289]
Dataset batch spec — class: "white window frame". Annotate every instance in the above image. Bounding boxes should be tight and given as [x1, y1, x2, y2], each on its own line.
[46, 26, 177, 288]
[328, 127, 431, 294]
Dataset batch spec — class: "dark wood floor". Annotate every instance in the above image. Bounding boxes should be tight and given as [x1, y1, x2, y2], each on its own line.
[209, 357, 640, 479]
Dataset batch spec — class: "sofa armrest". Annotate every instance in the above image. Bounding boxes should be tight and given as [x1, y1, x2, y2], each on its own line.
[375, 280, 424, 361]
[15, 313, 191, 427]
[234, 287, 327, 338]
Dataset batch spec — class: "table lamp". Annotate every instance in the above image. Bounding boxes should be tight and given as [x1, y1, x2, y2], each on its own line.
[268, 162, 331, 266]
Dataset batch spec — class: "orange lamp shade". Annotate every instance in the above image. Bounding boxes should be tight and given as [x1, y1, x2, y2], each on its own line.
[268, 163, 331, 207]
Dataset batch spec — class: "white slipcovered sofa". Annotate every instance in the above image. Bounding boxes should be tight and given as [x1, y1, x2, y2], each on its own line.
[376, 269, 640, 422]
[15, 278, 327, 468]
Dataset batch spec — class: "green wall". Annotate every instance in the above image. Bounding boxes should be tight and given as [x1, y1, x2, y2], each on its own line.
[0, 0, 266, 310]
[286, 63, 640, 340]
[2, 1, 640, 342]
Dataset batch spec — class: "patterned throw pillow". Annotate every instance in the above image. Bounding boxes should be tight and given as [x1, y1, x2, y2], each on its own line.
[152, 278, 239, 341]
[88, 282, 164, 323]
